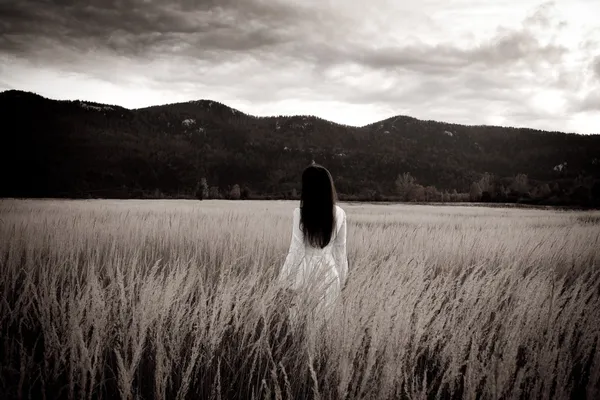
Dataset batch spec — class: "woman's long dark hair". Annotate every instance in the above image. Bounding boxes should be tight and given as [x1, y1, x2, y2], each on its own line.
[300, 163, 338, 248]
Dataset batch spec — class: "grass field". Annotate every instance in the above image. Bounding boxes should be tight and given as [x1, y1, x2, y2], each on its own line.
[1, 199, 599, 400]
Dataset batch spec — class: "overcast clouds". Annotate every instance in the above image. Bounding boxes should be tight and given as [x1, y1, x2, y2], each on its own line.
[0, 0, 599, 134]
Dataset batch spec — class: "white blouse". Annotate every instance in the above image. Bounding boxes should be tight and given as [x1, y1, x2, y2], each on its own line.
[279, 205, 349, 298]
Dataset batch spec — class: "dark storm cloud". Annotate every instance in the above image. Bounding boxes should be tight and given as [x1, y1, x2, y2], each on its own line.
[0, 0, 300, 59]
[0, 0, 566, 71]
[336, 30, 565, 72]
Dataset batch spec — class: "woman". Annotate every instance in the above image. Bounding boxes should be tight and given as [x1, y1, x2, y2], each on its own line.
[278, 163, 348, 322]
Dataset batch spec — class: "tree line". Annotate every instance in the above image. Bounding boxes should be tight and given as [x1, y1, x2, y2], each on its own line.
[139, 171, 600, 208]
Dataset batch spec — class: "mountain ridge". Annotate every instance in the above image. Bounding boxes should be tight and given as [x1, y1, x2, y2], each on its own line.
[1, 89, 599, 205]
[2, 89, 590, 135]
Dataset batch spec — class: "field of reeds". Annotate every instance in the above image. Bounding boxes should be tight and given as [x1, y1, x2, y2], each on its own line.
[1, 199, 599, 400]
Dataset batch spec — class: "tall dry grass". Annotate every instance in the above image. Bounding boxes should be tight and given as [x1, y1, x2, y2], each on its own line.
[0, 199, 599, 400]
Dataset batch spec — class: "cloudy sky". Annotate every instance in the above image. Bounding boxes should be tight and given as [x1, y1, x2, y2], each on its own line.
[1, 0, 599, 134]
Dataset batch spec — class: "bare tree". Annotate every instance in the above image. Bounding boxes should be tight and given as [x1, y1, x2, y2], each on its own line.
[196, 177, 209, 200]
[477, 173, 493, 193]
[396, 172, 416, 201]
[209, 186, 220, 199]
[470, 182, 482, 202]
[230, 184, 241, 200]
[511, 174, 529, 194]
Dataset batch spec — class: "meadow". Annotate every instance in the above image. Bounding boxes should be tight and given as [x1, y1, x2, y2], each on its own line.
[1, 199, 599, 400]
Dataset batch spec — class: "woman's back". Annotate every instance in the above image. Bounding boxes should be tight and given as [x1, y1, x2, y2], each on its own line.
[297, 205, 344, 251]
[277, 163, 348, 321]
[279, 204, 348, 295]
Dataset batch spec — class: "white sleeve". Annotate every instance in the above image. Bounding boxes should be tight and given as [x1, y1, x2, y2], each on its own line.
[278, 208, 305, 288]
[333, 209, 348, 287]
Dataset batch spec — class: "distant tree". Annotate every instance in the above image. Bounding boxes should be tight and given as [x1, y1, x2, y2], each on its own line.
[492, 185, 508, 202]
[534, 183, 551, 199]
[481, 191, 492, 202]
[477, 173, 493, 193]
[241, 185, 252, 200]
[396, 172, 416, 201]
[408, 184, 425, 202]
[441, 190, 450, 202]
[360, 188, 377, 201]
[230, 184, 241, 200]
[470, 182, 482, 202]
[209, 186, 220, 199]
[200, 178, 209, 199]
[424, 185, 440, 202]
[511, 174, 529, 195]
[291, 188, 298, 199]
[196, 177, 209, 200]
[268, 169, 286, 191]
[450, 189, 459, 202]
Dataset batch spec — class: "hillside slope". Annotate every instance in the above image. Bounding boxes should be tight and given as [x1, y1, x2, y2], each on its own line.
[1, 90, 599, 204]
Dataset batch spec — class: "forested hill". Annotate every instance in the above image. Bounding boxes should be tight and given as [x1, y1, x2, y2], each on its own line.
[1, 89, 599, 206]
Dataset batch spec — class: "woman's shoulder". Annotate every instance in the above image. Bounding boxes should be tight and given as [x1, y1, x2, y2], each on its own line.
[335, 205, 346, 217]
